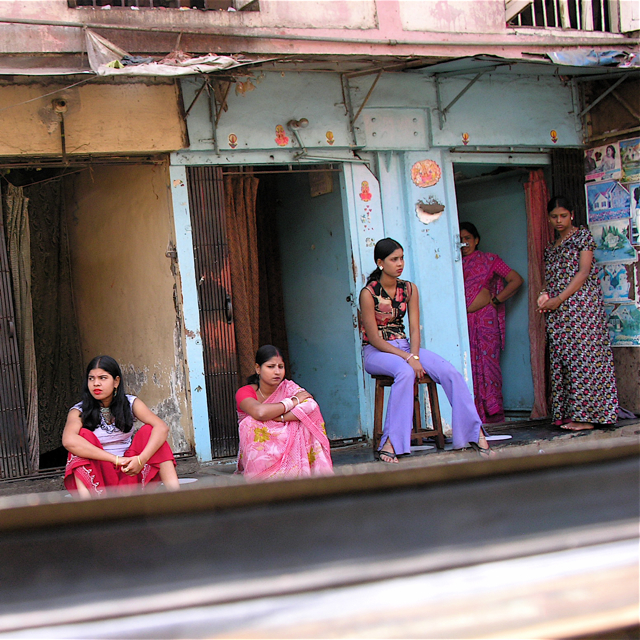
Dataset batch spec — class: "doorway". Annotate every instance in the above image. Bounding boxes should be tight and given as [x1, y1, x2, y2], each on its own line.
[453, 164, 534, 419]
[186, 165, 362, 459]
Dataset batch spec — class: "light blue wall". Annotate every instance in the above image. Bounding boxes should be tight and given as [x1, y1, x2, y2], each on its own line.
[275, 171, 362, 439]
[173, 69, 580, 452]
[454, 166, 534, 412]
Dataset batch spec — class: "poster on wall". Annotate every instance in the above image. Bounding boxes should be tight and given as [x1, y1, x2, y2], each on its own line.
[605, 303, 640, 347]
[585, 180, 630, 224]
[597, 263, 634, 303]
[584, 142, 621, 182]
[630, 181, 640, 245]
[590, 219, 637, 265]
[620, 137, 640, 183]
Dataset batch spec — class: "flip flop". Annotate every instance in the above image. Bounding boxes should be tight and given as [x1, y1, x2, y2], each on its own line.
[376, 450, 398, 464]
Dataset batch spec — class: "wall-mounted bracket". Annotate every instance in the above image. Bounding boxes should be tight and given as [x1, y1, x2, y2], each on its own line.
[434, 68, 494, 130]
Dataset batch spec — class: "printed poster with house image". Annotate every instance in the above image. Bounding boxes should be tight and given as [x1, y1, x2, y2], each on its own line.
[605, 303, 640, 347]
[590, 219, 637, 265]
[584, 142, 621, 182]
[585, 180, 630, 224]
[620, 137, 640, 183]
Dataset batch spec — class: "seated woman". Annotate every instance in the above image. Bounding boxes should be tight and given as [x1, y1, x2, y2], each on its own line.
[460, 222, 523, 424]
[62, 355, 180, 497]
[360, 238, 492, 463]
[236, 345, 333, 480]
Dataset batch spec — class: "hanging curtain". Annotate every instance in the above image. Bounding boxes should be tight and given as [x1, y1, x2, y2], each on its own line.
[255, 178, 290, 371]
[25, 178, 84, 456]
[224, 173, 260, 384]
[524, 169, 552, 419]
[4, 184, 39, 471]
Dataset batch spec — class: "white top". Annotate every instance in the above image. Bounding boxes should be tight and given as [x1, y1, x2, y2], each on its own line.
[71, 394, 138, 456]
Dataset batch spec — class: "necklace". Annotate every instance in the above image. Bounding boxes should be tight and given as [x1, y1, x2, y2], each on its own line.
[556, 226, 577, 246]
[257, 387, 265, 401]
[100, 405, 113, 424]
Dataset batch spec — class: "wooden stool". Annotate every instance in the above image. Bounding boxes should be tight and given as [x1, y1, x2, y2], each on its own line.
[372, 374, 445, 452]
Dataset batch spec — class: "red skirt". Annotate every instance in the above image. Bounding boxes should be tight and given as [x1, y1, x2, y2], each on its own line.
[64, 424, 175, 496]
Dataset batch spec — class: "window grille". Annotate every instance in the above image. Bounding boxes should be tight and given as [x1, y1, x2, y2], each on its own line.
[68, 0, 259, 10]
[507, 0, 616, 32]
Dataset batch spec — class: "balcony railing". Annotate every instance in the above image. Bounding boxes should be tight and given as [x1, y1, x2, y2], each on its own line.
[506, 0, 618, 32]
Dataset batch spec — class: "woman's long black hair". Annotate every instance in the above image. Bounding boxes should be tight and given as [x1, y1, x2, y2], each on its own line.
[547, 195, 574, 214]
[81, 355, 134, 433]
[246, 345, 284, 385]
[366, 238, 403, 284]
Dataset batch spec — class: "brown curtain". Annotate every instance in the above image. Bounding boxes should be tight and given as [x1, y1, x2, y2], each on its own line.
[524, 169, 552, 419]
[255, 178, 290, 370]
[25, 178, 84, 455]
[3, 184, 39, 471]
[224, 173, 260, 384]
[551, 149, 587, 226]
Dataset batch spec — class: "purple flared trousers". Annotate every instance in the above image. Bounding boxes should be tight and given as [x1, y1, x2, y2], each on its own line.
[363, 338, 482, 454]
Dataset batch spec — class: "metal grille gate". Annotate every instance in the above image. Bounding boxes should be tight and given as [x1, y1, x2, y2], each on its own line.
[186, 166, 240, 458]
[0, 207, 29, 478]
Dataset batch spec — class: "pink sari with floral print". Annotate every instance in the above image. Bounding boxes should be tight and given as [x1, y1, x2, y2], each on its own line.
[236, 379, 333, 481]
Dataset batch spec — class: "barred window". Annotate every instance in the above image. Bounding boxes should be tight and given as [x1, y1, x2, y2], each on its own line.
[68, 0, 258, 11]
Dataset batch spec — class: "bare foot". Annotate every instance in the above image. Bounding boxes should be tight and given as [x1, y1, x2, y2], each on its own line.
[560, 422, 594, 431]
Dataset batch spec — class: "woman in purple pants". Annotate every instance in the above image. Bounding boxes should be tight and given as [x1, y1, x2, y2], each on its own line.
[360, 238, 492, 463]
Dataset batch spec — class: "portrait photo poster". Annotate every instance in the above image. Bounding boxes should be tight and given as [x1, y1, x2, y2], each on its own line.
[597, 263, 634, 303]
[585, 180, 630, 224]
[605, 303, 640, 347]
[620, 137, 640, 183]
[590, 219, 637, 265]
[630, 182, 640, 245]
[584, 142, 622, 182]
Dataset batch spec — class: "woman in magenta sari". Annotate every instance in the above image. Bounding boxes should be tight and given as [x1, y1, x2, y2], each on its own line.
[236, 345, 333, 480]
[460, 223, 524, 424]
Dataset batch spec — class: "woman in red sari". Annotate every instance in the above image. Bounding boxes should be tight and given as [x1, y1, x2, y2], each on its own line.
[236, 345, 333, 480]
[460, 223, 524, 424]
[62, 355, 179, 497]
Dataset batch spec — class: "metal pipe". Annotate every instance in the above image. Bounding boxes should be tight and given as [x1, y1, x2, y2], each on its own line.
[0, 16, 635, 47]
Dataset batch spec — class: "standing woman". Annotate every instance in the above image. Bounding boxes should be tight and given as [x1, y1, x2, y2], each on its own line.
[236, 345, 333, 480]
[460, 222, 524, 424]
[62, 355, 180, 497]
[360, 238, 491, 463]
[538, 196, 618, 430]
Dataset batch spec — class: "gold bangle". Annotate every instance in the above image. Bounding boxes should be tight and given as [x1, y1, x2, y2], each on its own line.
[115, 455, 119, 467]
[137, 456, 143, 467]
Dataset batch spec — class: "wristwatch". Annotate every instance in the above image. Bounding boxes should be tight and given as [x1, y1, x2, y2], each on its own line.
[410, 355, 419, 361]
[491, 296, 501, 306]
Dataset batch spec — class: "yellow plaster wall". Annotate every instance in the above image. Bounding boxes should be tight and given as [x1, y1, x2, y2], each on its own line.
[0, 82, 187, 157]
[64, 162, 193, 452]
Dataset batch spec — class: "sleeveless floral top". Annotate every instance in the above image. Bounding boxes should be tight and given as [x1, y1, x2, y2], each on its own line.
[361, 279, 412, 345]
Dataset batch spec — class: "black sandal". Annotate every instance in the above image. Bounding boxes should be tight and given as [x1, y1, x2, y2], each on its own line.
[376, 450, 398, 464]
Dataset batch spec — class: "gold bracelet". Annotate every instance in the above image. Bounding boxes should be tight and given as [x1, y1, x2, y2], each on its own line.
[115, 455, 119, 467]
[137, 456, 143, 467]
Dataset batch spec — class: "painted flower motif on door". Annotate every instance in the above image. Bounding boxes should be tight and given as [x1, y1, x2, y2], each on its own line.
[275, 125, 289, 147]
[359, 180, 372, 202]
[411, 159, 441, 188]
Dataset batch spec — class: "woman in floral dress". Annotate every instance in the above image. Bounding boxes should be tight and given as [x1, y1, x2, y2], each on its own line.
[537, 196, 618, 430]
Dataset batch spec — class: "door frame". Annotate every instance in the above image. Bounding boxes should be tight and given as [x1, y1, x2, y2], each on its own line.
[171, 159, 368, 461]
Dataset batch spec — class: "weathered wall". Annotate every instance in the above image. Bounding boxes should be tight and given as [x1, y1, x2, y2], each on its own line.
[64, 162, 192, 452]
[613, 348, 640, 413]
[0, 82, 187, 157]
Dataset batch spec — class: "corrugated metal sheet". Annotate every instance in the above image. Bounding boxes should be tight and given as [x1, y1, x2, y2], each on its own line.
[0, 211, 29, 478]
[186, 166, 239, 458]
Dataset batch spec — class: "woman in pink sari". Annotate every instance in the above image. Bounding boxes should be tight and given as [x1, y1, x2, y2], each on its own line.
[236, 345, 333, 480]
[460, 223, 524, 424]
